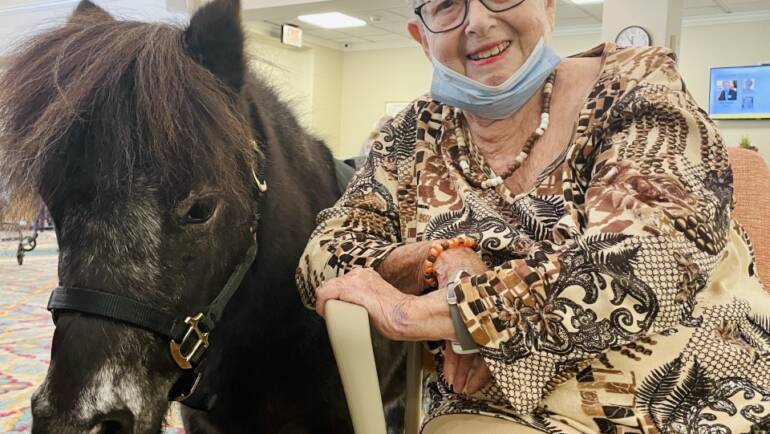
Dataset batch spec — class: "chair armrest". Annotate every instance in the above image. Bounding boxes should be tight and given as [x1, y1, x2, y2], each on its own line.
[404, 341, 423, 434]
[325, 300, 387, 434]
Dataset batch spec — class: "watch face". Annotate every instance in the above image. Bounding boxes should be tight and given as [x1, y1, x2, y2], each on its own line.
[616, 26, 651, 48]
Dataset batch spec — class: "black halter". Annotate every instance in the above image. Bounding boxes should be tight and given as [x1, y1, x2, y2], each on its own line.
[46, 238, 257, 408]
[46, 149, 268, 411]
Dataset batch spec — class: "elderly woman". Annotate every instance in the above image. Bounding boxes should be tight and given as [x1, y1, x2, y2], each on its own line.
[297, 0, 770, 432]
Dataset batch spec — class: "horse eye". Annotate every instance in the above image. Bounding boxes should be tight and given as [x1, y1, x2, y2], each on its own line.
[184, 199, 216, 224]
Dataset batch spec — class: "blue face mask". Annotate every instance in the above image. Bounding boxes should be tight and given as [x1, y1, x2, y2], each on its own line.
[430, 38, 561, 120]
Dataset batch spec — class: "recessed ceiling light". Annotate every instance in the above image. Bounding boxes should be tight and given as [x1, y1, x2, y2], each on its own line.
[244, 0, 331, 7]
[571, 0, 603, 4]
[298, 12, 366, 29]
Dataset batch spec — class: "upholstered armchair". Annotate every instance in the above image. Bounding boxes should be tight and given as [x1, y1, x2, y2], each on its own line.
[728, 147, 770, 285]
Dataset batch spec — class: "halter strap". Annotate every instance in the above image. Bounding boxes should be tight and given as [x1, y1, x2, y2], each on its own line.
[47, 286, 190, 341]
[46, 236, 259, 410]
[45, 122, 269, 411]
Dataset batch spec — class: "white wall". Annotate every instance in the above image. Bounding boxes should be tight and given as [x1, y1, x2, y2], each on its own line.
[2, 2, 768, 162]
[549, 32, 602, 58]
[338, 46, 432, 156]
[0, 0, 187, 56]
[678, 21, 770, 162]
[601, 0, 683, 54]
[549, 21, 770, 162]
[333, 19, 770, 161]
[246, 27, 316, 131]
[311, 44, 344, 151]
[245, 29, 344, 151]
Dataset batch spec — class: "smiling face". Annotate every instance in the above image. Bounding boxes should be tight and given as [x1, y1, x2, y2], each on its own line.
[409, 0, 556, 86]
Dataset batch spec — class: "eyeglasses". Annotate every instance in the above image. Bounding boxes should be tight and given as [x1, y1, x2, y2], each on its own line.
[415, 0, 527, 34]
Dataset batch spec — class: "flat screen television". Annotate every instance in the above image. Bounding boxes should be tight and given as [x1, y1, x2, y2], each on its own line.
[709, 64, 770, 120]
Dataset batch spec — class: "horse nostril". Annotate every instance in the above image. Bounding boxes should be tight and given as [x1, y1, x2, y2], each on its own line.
[90, 421, 123, 434]
[89, 410, 134, 434]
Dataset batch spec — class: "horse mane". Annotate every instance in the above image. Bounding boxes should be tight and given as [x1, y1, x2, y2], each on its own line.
[0, 8, 257, 219]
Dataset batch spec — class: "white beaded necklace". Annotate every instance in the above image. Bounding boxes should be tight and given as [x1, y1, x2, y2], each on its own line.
[455, 71, 556, 190]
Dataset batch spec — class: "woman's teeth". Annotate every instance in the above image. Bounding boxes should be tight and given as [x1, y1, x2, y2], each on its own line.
[468, 41, 511, 61]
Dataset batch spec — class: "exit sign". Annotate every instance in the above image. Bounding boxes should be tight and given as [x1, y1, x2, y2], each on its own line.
[281, 25, 303, 48]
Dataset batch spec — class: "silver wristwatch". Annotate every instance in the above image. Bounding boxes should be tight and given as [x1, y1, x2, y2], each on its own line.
[447, 270, 479, 354]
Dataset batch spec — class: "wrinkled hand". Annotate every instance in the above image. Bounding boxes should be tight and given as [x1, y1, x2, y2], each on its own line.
[432, 246, 491, 395]
[315, 268, 456, 342]
[443, 341, 491, 396]
[315, 260, 493, 394]
[315, 268, 420, 340]
[432, 247, 488, 290]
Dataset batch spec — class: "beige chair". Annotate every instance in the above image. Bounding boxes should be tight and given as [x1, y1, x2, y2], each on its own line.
[325, 303, 544, 434]
[325, 301, 422, 434]
[325, 148, 770, 434]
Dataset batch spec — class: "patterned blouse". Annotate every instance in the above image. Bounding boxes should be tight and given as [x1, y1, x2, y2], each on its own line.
[296, 43, 770, 433]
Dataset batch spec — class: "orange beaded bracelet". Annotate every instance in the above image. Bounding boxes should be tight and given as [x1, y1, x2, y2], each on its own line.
[422, 236, 479, 289]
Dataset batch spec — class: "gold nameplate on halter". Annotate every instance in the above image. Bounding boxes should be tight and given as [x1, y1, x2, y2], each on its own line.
[170, 313, 209, 370]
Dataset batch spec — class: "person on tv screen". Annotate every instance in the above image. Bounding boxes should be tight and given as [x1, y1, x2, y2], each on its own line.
[718, 79, 738, 101]
[744, 78, 755, 92]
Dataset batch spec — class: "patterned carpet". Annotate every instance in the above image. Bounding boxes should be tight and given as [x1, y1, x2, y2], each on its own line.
[0, 231, 184, 433]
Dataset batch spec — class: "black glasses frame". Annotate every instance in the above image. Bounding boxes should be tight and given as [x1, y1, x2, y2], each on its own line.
[415, 0, 528, 34]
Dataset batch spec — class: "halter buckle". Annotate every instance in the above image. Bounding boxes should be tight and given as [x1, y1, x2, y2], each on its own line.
[170, 313, 209, 370]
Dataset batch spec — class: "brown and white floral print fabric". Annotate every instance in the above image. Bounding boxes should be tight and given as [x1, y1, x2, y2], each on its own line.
[296, 43, 770, 433]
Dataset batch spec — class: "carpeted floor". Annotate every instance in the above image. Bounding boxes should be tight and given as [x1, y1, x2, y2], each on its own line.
[0, 231, 184, 433]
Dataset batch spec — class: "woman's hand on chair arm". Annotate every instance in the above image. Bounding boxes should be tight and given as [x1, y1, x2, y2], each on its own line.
[315, 244, 493, 395]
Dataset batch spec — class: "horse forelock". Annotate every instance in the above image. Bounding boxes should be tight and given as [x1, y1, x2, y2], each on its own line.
[0, 16, 257, 219]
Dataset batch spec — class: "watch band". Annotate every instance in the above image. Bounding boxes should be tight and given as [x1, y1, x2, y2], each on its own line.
[447, 270, 479, 354]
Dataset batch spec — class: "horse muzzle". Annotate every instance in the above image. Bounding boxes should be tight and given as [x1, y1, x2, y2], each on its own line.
[31, 390, 136, 434]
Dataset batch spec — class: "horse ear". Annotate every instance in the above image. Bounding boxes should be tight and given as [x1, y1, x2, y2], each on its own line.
[69, 0, 113, 23]
[184, 0, 245, 92]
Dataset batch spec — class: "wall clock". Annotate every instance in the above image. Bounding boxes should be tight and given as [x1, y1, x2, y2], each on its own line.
[616, 25, 652, 48]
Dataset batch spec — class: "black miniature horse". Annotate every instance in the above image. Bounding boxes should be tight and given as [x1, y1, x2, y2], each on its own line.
[0, 1, 403, 433]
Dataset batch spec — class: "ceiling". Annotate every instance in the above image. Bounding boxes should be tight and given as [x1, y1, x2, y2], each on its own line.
[241, 0, 770, 50]
[0, 0, 768, 52]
